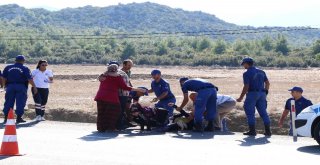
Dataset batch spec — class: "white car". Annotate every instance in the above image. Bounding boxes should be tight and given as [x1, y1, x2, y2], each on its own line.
[295, 103, 320, 145]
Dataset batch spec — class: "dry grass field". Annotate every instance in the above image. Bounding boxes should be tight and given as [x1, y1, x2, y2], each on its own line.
[1, 64, 320, 134]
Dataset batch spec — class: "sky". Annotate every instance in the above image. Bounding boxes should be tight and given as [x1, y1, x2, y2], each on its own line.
[0, 0, 319, 27]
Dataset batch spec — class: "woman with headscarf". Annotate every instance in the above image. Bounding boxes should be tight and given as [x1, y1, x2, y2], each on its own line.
[94, 64, 146, 132]
[31, 60, 53, 121]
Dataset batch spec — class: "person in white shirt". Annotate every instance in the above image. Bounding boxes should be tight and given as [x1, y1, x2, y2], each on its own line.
[214, 94, 236, 131]
[31, 60, 53, 121]
[189, 93, 236, 131]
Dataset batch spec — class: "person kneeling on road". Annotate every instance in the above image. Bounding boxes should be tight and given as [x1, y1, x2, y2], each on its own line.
[177, 78, 218, 132]
[189, 93, 236, 132]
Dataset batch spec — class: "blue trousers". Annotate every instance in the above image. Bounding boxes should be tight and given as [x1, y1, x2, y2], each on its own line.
[3, 84, 28, 116]
[32, 88, 49, 117]
[155, 97, 176, 117]
[194, 88, 217, 123]
[244, 92, 271, 126]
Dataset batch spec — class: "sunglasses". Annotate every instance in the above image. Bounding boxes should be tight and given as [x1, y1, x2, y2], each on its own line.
[41, 64, 48, 66]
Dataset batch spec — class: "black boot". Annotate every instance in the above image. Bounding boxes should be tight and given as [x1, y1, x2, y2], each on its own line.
[264, 124, 272, 136]
[204, 121, 214, 132]
[3, 115, 7, 124]
[243, 125, 256, 136]
[16, 116, 26, 124]
[194, 122, 204, 133]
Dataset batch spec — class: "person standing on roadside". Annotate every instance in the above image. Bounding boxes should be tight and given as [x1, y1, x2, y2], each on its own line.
[236, 57, 271, 136]
[31, 60, 53, 121]
[2, 55, 38, 124]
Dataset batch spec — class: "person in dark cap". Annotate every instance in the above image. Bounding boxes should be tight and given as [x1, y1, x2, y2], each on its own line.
[279, 86, 312, 135]
[177, 77, 218, 132]
[2, 55, 38, 124]
[236, 57, 272, 136]
[148, 69, 176, 118]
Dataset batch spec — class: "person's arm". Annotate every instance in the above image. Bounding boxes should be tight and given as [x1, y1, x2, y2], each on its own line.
[152, 91, 168, 102]
[25, 68, 38, 94]
[236, 84, 249, 102]
[48, 70, 54, 82]
[118, 77, 133, 91]
[157, 91, 168, 100]
[29, 79, 38, 94]
[279, 109, 290, 128]
[97, 73, 106, 82]
[0, 77, 3, 88]
[1, 78, 6, 88]
[177, 93, 189, 111]
[265, 80, 270, 91]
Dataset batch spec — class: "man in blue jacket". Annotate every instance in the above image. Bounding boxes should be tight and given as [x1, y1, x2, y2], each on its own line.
[2, 55, 38, 124]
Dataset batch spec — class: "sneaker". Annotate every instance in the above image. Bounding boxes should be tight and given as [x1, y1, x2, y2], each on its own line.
[40, 117, 46, 121]
[221, 118, 229, 132]
[35, 115, 41, 121]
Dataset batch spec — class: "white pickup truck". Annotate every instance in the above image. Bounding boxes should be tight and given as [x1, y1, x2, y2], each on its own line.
[295, 103, 320, 145]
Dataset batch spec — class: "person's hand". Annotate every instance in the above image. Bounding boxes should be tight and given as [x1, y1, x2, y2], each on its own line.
[236, 97, 243, 102]
[98, 74, 106, 82]
[151, 98, 159, 103]
[176, 107, 182, 112]
[32, 87, 38, 95]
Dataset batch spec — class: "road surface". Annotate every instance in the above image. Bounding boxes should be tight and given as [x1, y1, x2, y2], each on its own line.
[0, 120, 319, 165]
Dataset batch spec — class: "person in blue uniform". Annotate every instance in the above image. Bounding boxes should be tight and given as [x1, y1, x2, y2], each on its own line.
[148, 70, 176, 117]
[177, 78, 218, 132]
[236, 57, 271, 136]
[2, 55, 38, 124]
[278, 86, 313, 135]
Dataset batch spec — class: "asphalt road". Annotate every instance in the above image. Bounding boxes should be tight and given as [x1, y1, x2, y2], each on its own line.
[0, 120, 319, 165]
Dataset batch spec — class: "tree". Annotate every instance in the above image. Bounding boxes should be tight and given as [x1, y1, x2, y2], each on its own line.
[213, 39, 227, 55]
[156, 43, 168, 55]
[121, 43, 136, 60]
[0, 41, 7, 58]
[275, 35, 290, 55]
[260, 36, 273, 51]
[197, 38, 211, 51]
[312, 40, 320, 55]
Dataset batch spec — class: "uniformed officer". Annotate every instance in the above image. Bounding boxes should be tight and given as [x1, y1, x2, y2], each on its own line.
[148, 70, 176, 117]
[236, 57, 271, 136]
[278, 86, 312, 135]
[2, 55, 38, 124]
[177, 78, 218, 132]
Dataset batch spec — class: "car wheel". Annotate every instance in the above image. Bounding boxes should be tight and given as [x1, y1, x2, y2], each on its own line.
[314, 122, 320, 145]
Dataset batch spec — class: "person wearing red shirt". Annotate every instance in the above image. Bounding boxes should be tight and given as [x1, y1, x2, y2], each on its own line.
[94, 64, 145, 132]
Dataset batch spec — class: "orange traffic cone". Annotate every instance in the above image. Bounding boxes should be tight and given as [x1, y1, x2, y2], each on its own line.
[0, 108, 23, 156]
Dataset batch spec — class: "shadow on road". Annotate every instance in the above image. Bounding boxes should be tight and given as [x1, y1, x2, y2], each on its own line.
[80, 131, 119, 141]
[170, 131, 215, 140]
[16, 120, 40, 128]
[0, 156, 12, 160]
[0, 120, 40, 129]
[237, 136, 271, 146]
[297, 145, 320, 155]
